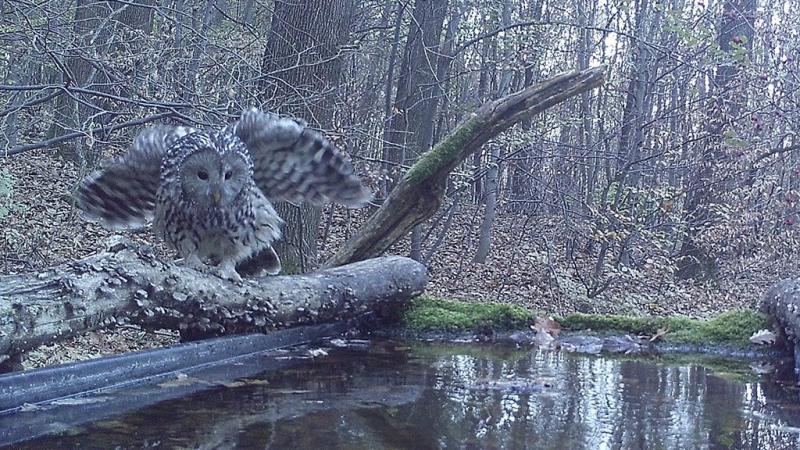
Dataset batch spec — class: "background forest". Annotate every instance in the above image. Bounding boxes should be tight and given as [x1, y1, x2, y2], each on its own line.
[1, 0, 797, 319]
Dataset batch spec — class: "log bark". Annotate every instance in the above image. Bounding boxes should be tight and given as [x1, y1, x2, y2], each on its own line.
[0, 238, 427, 360]
[759, 279, 800, 376]
[325, 66, 606, 267]
[761, 279, 800, 348]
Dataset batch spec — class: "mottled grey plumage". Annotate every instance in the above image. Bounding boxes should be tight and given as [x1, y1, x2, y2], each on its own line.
[76, 108, 371, 281]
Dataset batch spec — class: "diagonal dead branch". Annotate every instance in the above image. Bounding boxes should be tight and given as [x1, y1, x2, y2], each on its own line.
[326, 66, 606, 267]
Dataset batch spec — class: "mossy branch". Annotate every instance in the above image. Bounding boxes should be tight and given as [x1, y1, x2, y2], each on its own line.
[404, 117, 483, 185]
[327, 66, 606, 267]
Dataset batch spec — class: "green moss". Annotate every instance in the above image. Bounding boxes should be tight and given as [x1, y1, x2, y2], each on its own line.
[404, 117, 483, 185]
[652, 354, 757, 383]
[558, 309, 767, 345]
[403, 295, 765, 346]
[403, 296, 533, 332]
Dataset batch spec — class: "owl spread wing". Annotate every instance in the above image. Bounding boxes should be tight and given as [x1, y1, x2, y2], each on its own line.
[76, 126, 193, 229]
[231, 108, 372, 207]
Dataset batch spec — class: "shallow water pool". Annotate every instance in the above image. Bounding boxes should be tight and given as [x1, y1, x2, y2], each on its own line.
[14, 340, 800, 449]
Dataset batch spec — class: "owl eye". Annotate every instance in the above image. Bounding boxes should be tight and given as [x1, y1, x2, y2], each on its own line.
[197, 170, 209, 180]
[224, 171, 233, 180]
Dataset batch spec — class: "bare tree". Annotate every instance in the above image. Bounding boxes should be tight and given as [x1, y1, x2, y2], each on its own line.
[677, 0, 757, 279]
[474, 0, 514, 264]
[48, 0, 156, 165]
[259, 0, 357, 273]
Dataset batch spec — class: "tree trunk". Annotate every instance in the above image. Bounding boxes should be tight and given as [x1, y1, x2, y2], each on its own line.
[589, 0, 662, 280]
[507, 4, 544, 213]
[184, 0, 216, 101]
[49, 0, 155, 165]
[676, 0, 756, 279]
[577, 0, 597, 206]
[259, 0, 356, 272]
[383, 0, 450, 186]
[474, 144, 500, 263]
[474, 0, 512, 263]
[379, 1, 407, 198]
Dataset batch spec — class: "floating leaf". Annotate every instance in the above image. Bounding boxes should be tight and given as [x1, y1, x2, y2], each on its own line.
[328, 338, 348, 347]
[158, 373, 205, 388]
[19, 403, 42, 412]
[307, 348, 328, 358]
[222, 378, 270, 388]
[50, 396, 109, 406]
[533, 330, 556, 347]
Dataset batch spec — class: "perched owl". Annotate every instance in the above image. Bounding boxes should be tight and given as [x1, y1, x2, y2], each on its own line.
[76, 108, 371, 281]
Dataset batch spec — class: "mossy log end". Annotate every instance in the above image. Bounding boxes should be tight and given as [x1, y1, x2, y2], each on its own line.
[326, 66, 606, 267]
[0, 238, 428, 361]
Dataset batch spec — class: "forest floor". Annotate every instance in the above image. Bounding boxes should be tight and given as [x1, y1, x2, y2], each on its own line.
[1, 151, 789, 368]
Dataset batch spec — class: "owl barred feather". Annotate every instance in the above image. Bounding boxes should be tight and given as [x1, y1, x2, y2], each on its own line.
[231, 109, 371, 207]
[76, 109, 372, 281]
[75, 126, 195, 229]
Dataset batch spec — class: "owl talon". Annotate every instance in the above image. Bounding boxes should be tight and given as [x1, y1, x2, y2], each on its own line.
[181, 254, 207, 272]
[213, 263, 243, 283]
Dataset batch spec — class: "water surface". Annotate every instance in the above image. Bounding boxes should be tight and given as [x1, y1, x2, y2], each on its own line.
[16, 340, 800, 449]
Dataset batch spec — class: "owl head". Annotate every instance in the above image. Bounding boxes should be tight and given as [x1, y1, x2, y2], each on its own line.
[177, 133, 251, 209]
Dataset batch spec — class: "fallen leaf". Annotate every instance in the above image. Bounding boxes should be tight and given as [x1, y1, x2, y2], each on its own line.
[649, 327, 669, 343]
[533, 316, 562, 337]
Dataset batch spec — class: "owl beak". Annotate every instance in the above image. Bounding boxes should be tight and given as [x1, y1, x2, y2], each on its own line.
[212, 190, 222, 205]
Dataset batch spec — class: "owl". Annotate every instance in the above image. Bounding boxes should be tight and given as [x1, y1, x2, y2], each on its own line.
[76, 108, 371, 281]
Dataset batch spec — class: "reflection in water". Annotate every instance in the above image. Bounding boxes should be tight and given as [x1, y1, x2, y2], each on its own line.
[17, 341, 800, 449]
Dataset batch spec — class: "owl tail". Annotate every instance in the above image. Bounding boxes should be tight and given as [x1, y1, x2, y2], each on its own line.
[236, 246, 282, 277]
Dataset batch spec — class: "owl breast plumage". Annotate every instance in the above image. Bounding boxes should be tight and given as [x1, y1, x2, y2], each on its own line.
[76, 108, 372, 281]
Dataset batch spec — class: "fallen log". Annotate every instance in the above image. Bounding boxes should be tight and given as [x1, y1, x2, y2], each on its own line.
[0, 238, 428, 363]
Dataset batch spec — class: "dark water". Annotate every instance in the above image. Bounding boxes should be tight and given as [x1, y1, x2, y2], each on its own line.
[15, 340, 800, 449]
